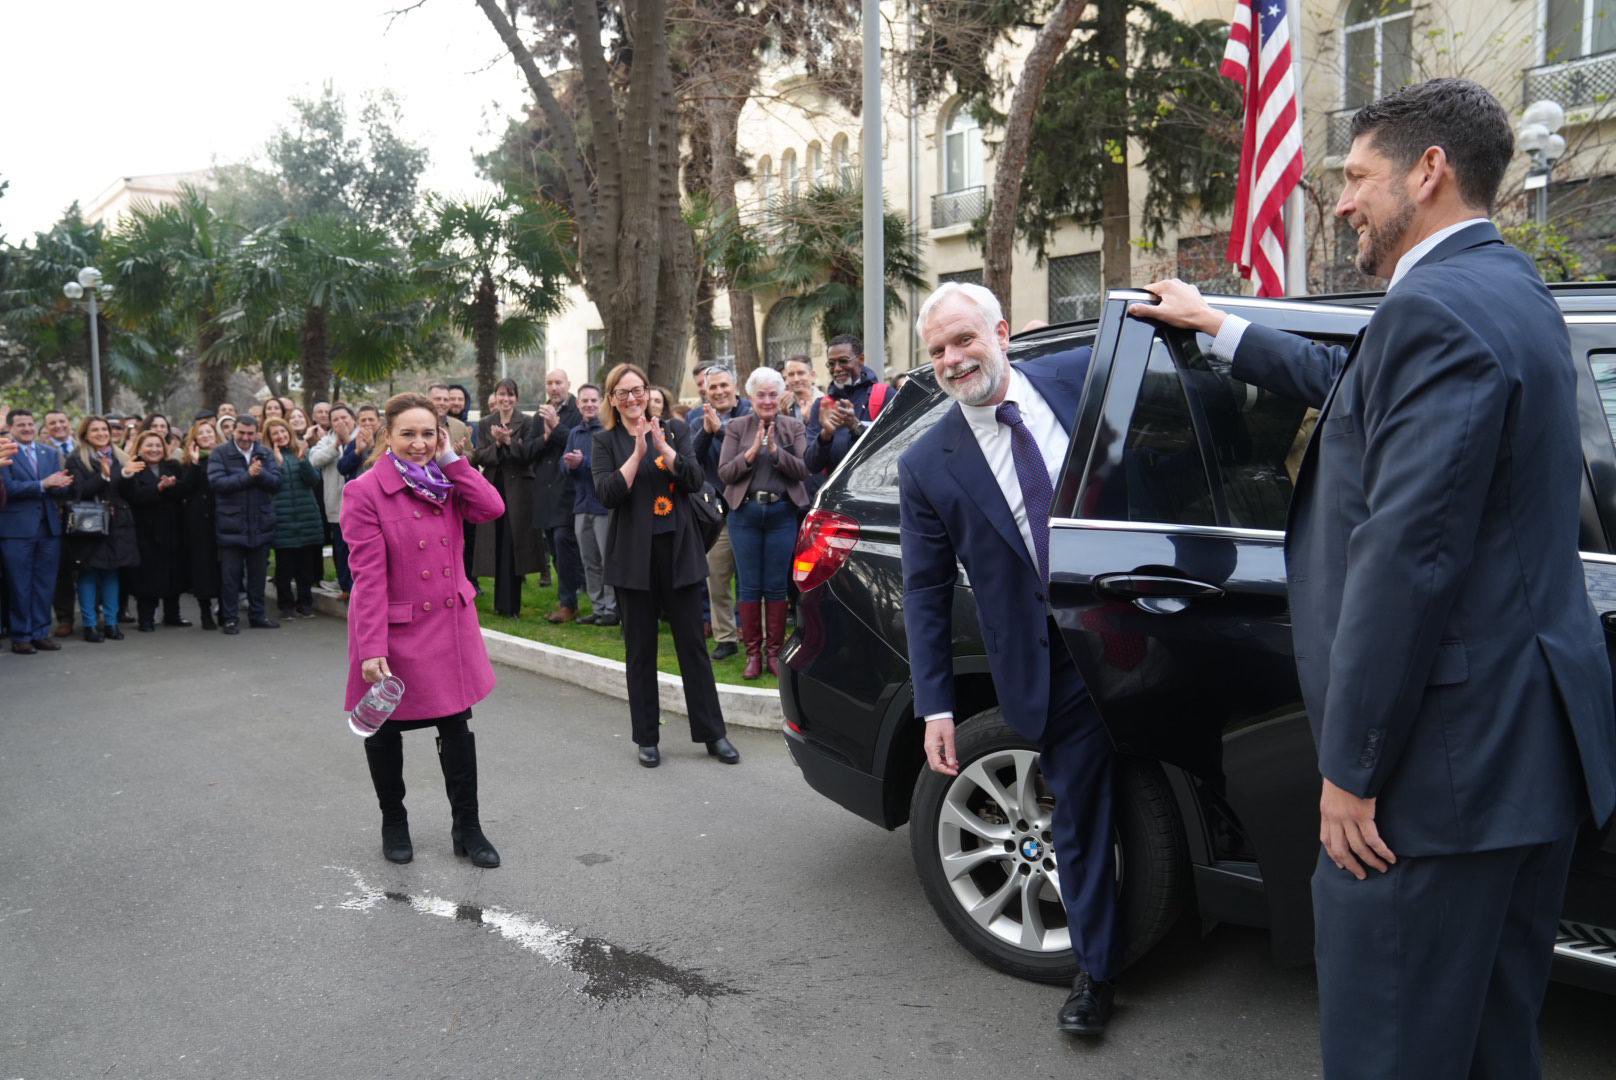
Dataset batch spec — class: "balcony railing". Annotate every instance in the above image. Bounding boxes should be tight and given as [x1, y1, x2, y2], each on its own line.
[1326, 107, 1359, 158]
[932, 185, 986, 230]
[1524, 49, 1616, 109]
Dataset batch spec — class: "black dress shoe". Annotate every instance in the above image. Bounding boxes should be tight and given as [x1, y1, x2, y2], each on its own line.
[102, 625, 124, 641]
[710, 641, 738, 661]
[10, 641, 35, 655]
[381, 822, 413, 864]
[221, 622, 241, 635]
[249, 617, 280, 629]
[595, 612, 620, 627]
[706, 737, 741, 764]
[82, 626, 105, 643]
[637, 745, 661, 768]
[137, 622, 156, 633]
[32, 638, 62, 651]
[1057, 973, 1115, 1037]
[163, 617, 193, 628]
[576, 612, 599, 625]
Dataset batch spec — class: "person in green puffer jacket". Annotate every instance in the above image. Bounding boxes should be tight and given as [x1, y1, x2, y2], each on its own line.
[264, 418, 326, 618]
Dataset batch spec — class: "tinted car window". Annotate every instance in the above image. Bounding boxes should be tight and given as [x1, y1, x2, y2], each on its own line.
[839, 381, 955, 502]
[1589, 350, 1616, 451]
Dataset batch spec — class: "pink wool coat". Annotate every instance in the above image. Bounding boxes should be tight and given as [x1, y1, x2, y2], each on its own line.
[340, 456, 505, 719]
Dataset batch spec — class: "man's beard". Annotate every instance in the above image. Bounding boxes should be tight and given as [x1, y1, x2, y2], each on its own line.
[1357, 196, 1416, 278]
[937, 349, 1008, 407]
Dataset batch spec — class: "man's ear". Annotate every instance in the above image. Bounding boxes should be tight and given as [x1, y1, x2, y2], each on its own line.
[1413, 145, 1448, 205]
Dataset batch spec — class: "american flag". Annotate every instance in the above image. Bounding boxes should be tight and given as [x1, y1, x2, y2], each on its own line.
[1221, 0, 1304, 296]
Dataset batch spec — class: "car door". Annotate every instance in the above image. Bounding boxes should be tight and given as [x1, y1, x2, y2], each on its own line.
[1047, 291, 1369, 958]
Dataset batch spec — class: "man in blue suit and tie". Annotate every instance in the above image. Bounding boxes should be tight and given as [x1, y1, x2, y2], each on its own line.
[898, 282, 1118, 1036]
[1138, 79, 1616, 1078]
[0, 408, 74, 654]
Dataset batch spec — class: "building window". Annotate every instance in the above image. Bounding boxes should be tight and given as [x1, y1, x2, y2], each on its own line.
[782, 149, 799, 203]
[1048, 254, 1102, 323]
[1547, 0, 1616, 61]
[1175, 235, 1242, 295]
[712, 327, 735, 368]
[939, 268, 985, 288]
[764, 301, 813, 368]
[831, 134, 853, 184]
[807, 142, 824, 186]
[1343, 0, 1413, 108]
[942, 102, 984, 193]
[1550, 175, 1616, 278]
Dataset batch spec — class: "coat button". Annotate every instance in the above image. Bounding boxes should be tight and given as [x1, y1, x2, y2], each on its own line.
[420, 570, 431, 580]
[440, 537, 449, 546]
[418, 540, 427, 550]
[413, 510, 422, 519]
[445, 597, 455, 608]
[422, 601, 433, 612]
[443, 567, 451, 577]
[433, 508, 442, 516]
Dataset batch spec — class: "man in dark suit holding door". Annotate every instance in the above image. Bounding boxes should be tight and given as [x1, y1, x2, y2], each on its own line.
[898, 282, 1119, 1036]
[1138, 78, 1616, 1078]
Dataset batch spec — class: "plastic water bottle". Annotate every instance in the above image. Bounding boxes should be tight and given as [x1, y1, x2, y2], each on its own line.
[349, 675, 405, 738]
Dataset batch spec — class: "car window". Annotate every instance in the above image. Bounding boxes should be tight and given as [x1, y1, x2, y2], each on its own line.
[1079, 338, 1219, 526]
[1588, 351, 1616, 451]
[839, 383, 955, 502]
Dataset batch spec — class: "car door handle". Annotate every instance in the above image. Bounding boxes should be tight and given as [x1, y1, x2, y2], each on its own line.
[1093, 574, 1225, 601]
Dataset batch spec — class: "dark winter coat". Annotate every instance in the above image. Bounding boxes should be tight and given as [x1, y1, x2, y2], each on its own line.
[805, 365, 883, 475]
[471, 412, 545, 578]
[65, 452, 140, 571]
[209, 439, 281, 549]
[181, 457, 220, 598]
[124, 459, 192, 598]
[524, 395, 583, 531]
[268, 451, 326, 549]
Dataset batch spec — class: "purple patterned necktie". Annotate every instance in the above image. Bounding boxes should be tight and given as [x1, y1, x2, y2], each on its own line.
[995, 400, 1053, 587]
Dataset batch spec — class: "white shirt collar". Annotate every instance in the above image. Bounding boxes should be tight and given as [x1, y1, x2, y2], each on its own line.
[1388, 217, 1490, 290]
[961, 367, 1032, 438]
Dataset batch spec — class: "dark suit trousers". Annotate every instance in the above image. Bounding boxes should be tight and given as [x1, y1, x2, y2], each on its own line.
[1042, 636, 1122, 982]
[617, 533, 727, 747]
[548, 524, 583, 609]
[0, 526, 61, 642]
[219, 544, 269, 624]
[1312, 832, 1578, 1080]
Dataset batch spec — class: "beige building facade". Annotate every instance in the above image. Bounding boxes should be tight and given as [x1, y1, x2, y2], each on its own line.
[82, 170, 216, 230]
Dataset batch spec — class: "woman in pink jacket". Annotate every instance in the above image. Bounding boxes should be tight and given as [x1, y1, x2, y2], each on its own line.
[341, 392, 507, 868]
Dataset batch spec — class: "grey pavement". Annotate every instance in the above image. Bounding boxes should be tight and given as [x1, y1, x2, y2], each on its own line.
[1, 615, 1612, 1079]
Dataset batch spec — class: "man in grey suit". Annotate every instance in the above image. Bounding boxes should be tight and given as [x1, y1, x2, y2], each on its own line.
[1138, 78, 1616, 1078]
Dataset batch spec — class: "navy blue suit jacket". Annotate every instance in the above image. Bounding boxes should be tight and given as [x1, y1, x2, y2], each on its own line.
[898, 352, 1090, 741]
[0, 441, 68, 538]
[1234, 221, 1616, 855]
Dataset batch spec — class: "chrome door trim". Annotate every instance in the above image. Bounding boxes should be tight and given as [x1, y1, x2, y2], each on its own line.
[1050, 517, 1286, 543]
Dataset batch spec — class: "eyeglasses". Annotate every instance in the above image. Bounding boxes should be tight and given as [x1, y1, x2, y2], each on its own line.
[612, 386, 648, 402]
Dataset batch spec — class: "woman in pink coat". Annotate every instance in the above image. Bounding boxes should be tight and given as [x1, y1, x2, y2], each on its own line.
[341, 392, 507, 868]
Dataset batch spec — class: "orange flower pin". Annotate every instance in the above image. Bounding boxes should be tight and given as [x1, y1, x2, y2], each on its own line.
[653, 494, 673, 516]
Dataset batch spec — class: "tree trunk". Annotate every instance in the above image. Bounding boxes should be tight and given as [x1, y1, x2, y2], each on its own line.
[982, 0, 1087, 316]
[299, 306, 331, 410]
[703, 88, 761, 378]
[261, 358, 285, 399]
[1097, 0, 1132, 288]
[197, 312, 230, 409]
[693, 266, 716, 368]
[473, 269, 500, 406]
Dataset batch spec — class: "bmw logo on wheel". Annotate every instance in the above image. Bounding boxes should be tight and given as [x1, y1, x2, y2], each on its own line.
[1020, 837, 1041, 860]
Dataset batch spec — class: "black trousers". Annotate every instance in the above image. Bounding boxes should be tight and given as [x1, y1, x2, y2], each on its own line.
[273, 543, 322, 609]
[491, 515, 523, 617]
[617, 533, 727, 747]
[219, 544, 269, 624]
[53, 554, 76, 626]
[1313, 831, 1578, 1079]
[549, 524, 583, 608]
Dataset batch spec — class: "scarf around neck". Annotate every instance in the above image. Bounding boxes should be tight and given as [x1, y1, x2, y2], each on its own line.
[387, 449, 454, 505]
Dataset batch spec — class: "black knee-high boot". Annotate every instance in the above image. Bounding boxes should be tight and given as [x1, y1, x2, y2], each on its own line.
[363, 734, 413, 863]
[437, 730, 499, 868]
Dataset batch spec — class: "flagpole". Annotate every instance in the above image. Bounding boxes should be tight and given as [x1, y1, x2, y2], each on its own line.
[1285, 0, 1309, 296]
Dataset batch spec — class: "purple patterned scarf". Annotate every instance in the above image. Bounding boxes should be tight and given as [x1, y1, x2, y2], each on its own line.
[387, 449, 454, 505]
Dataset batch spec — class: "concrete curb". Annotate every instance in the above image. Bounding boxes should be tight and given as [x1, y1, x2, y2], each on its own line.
[311, 592, 785, 731]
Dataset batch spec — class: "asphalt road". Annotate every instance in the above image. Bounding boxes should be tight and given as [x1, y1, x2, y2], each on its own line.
[2, 615, 1612, 1079]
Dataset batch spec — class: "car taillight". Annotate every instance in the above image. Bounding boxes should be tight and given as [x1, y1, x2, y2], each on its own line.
[793, 508, 860, 592]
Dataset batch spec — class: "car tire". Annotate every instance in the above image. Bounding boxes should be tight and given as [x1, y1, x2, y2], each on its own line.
[909, 706, 1189, 984]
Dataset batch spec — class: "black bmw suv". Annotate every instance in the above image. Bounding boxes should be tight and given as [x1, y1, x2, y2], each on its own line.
[781, 286, 1616, 992]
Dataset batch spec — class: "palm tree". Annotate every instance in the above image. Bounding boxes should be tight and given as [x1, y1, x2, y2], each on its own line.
[106, 186, 240, 407]
[755, 177, 926, 343]
[413, 193, 574, 405]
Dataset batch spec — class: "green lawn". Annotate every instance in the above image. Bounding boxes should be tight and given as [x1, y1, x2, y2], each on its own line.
[471, 573, 779, 690]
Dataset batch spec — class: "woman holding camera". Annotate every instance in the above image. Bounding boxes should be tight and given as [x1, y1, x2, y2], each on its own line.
[64, 416, 139, 642]
[342, 392, 507, 867]
[592, 362, 738, 769]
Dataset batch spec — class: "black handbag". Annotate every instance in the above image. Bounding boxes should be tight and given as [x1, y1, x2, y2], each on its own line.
[67, 500, 110, 536]
[690, 485, 728, 551]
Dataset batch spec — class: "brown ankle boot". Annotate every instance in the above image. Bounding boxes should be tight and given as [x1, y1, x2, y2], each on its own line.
[738, 600, 763, 679]
[764, 599, 789, 677]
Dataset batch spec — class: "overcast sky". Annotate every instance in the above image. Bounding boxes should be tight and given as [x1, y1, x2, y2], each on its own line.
[0, 0, 532, 239]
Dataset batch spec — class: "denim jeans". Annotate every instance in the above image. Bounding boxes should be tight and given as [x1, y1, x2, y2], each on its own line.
[727, 499, 796, 602]
[77, 567, 121, 628]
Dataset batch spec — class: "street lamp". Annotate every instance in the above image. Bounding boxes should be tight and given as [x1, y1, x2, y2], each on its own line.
[62, 266, 113, 415]
[1518, 98, 1568, 226]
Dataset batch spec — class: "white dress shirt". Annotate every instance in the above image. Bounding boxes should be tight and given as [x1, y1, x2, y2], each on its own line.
[927, 368, 1064, 724]
[1210, 217, 1493, 362]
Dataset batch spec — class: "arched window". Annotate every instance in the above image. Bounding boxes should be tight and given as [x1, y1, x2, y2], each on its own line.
[757, 155, 774, 216]
[1343, 0, 1413, 108]
[831, 134, 853, 184]
[942, 102, 984, 193]
[782, 149, 799, 202]
[807, 141, 824, 186]
[764, 301, 813, 369]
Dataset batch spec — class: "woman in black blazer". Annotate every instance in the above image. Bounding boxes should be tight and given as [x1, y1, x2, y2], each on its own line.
[592, 362, 738, 769]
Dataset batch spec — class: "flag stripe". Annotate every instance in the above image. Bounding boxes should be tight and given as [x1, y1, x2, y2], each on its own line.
[1222, 0, 1303, 297]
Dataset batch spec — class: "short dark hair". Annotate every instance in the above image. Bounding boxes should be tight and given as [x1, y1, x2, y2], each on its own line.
[578, 383, 601, 396]
[828, 334, 863, 356]
[356, 404, 380, 418]
[494, 378, 519, 399]
[235, 414, 259, 429]
[427, 383, 451, 394]
[1350, 78, 1513, 211]
[329, 403, 356, 421]
[6, 408, 33, 424]
[44, 409, 68, 421]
